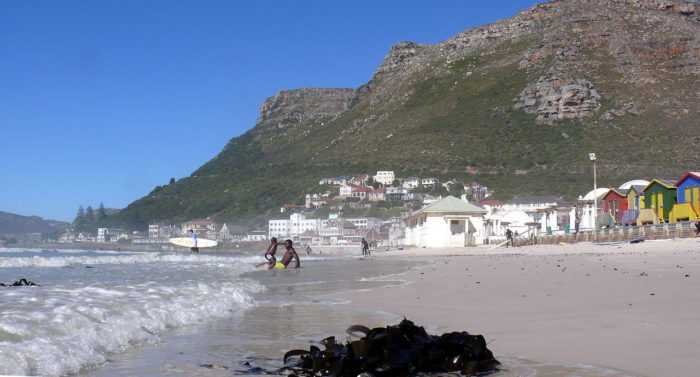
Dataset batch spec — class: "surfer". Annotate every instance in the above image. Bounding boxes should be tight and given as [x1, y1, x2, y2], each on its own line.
[188, 229, 199, 253]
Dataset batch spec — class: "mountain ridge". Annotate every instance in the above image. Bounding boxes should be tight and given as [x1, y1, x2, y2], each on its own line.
[0, 211, 70, 236]
[107, 0, 700, 229]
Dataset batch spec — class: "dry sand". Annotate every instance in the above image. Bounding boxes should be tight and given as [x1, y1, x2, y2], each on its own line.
[337, 238, 700, 377]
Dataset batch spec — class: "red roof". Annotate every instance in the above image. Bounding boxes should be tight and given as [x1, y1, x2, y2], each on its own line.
[352, 186, 373, 193]
[675, 172, 700, 186]
[282, 204, 300, 208]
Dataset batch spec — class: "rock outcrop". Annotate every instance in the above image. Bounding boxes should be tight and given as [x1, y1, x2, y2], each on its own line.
[257, 88, 356, 130]
[513, 71, 602, 124]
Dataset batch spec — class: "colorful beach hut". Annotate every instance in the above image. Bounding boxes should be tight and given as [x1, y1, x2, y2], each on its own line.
[626, 185, 646, 211]
[602, 188, 628, 224]
[636, 208, 661, 225]
[669, 172, 700, 222]
[675, 172, 700, 211]
[642, 179, 677, 222]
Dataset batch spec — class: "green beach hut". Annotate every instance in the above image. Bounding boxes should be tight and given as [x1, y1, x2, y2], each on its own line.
[642, 179, 677, 222]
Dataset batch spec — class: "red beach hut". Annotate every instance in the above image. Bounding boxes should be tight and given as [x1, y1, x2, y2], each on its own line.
[602, 188, 629, 225]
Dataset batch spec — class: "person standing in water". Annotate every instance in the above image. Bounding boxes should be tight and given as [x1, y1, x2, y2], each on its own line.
[277, 239, 300, 269]
[257, 237, 283, 270]
[188, 229, 199, 253]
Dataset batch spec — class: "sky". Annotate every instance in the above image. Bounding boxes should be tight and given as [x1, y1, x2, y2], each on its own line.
[1, 0, 540, 222]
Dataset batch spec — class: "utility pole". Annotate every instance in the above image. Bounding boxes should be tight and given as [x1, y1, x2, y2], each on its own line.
[589, 153, 597, 230]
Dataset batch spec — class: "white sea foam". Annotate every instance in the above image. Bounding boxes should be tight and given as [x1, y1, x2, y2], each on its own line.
[0, 249, 263, 376]
[0, 250, 261, 268]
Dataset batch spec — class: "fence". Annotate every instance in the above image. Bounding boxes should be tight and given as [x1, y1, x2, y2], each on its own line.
[522, 221, 698, 246]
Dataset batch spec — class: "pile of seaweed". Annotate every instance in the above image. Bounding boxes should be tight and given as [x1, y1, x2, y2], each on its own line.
[0, 278, 38, 287]
[240, 318, 499, 376]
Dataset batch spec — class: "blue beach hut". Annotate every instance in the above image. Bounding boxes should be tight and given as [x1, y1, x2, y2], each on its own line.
[675, 172, 700, 211]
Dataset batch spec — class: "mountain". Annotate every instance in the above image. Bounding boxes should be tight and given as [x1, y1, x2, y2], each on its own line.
[108, 0, 699, 229]
[0, 211, 71, 235]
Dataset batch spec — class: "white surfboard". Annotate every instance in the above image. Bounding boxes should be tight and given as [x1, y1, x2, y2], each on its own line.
[168, 237, 218, 248]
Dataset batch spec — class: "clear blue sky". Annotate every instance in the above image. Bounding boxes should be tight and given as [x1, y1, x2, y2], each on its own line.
[1, 0, 539, 222]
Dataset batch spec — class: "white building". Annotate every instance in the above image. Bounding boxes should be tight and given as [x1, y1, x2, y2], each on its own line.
[345, 217, 381, 230]
[149, 224, 160, 238]
[404, 196, 487, 247]
[97, 228, 128, 243]
[374, 171, 395, 185]
[503, 196, 562, 212]
[421, 177, 438, 188]
[339, 183, 357, 198]
[268, 213, 321, 240]
[403, 177, 420, 189]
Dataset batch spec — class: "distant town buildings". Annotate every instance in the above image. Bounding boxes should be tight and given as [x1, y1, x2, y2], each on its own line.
[373, 171, 395, 185]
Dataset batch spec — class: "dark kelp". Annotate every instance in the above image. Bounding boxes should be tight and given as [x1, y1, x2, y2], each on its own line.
[240, 318, 499, 376]
[0, 278, 38, 287]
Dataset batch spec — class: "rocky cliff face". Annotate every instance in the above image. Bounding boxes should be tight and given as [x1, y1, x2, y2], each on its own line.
[254, 0, 699, 128]
[113, 0, 700, 227]
[256, 88, 357, 131]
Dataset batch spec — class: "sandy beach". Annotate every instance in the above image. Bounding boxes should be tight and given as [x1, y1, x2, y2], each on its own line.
[337, 238, 700, 377]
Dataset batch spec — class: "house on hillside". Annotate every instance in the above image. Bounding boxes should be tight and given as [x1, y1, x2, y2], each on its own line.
[402, 177, 420, 189]
[332, 176, 351, 185]
[319, 178, 335, 185]
[368, 187, 386, 202]
[404, 196, 487, 247]
[374, 171, 395, 185]
[602, 188, 629, 225]
[306, 193, 333, 208]
[421, 177, 438, 188]
[386, 186, 409, 201]
[349, 175, 370, 186]
[351, 186, 373, 199]
[465, 182, 491, 201]
[642, 179, 677, 222]
[339, 183, 357, 198]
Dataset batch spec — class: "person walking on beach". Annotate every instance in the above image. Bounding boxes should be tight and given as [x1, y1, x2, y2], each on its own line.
[305, 244, 312, 256]
[188, 229, 199, 253]
[361, 238, 370, 256]
[505, 228, 514, 247]
[575, 213, 581, 234]
[695, 220, 700, 237]
[256, 237, 284, 270]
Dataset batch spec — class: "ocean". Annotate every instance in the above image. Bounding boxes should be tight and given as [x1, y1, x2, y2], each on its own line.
[0, 247, 638, 377]
[0, 247, 418, 376]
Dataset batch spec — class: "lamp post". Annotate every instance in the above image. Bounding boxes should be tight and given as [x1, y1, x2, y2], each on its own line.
[589, 153, 597, 231]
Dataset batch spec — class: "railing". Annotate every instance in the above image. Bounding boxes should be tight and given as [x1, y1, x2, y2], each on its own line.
[520, 221, 697, 246]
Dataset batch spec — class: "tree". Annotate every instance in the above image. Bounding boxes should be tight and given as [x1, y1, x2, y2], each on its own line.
[73, 205, 87, 231]
[169, 177, 176, 185]
[449, 183, 465, 197]
[97, 202, 108, 220]
[85, 206, 95, 225]
[392, 179, 401, 187]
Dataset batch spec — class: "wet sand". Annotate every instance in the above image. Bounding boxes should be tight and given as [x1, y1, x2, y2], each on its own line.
[337, 238, 700, 377]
